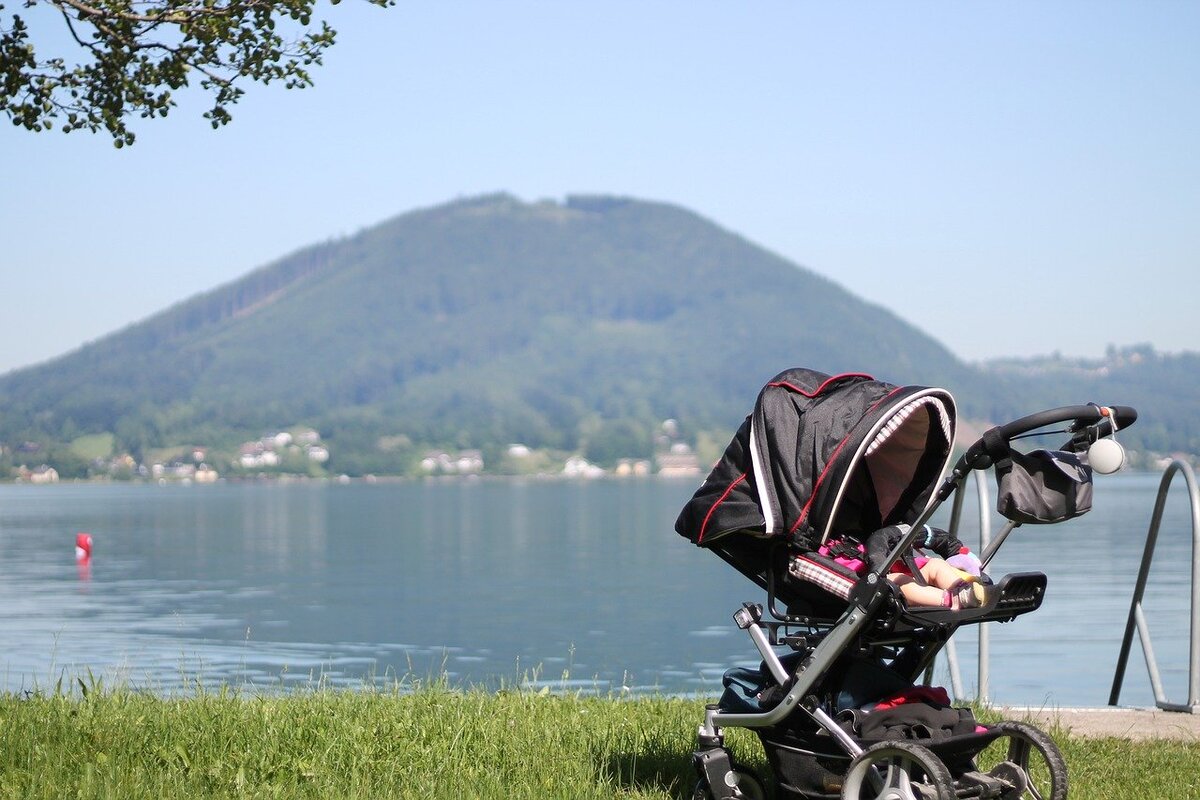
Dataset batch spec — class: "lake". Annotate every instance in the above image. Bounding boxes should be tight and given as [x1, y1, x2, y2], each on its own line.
[0, 471, 1194, 708]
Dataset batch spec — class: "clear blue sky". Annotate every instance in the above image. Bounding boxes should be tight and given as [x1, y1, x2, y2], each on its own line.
[2, 1, 1197, 375]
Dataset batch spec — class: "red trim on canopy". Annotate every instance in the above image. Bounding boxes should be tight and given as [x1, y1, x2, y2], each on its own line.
[698, 473, 747, 544]
[767, 372, 874, 398]
[787, 385, 907, 534]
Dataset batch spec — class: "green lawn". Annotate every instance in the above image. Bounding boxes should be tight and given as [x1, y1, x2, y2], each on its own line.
[67, 433, 116, 461]
[0, 685, 1196, 799]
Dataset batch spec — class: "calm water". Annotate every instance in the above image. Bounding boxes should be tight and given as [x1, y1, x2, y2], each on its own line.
[0, 472, 1194, 707]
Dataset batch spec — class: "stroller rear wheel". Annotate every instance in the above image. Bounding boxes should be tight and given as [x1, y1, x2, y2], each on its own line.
[841, 741, 955, 800]
[973, 721, 1068, 800]
[692, 761, 768, 800]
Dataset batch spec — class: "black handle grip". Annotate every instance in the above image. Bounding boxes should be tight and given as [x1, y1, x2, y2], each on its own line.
[1107, 405, 1138, 429]
[956, 404, 1138, 472]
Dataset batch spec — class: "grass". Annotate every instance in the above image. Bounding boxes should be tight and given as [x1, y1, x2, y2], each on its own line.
[972, 707, 1200, 800]
[68, 433, 115, 461]
[1057, 734, 1200, 799]
[1, 683, 1198, 799]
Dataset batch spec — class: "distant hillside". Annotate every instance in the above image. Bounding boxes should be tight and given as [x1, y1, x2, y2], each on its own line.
[978, 345, 1200, 455]
[0, 194, 1193, 476]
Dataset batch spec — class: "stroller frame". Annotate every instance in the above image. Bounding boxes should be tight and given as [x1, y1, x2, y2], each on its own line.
[687, 398, 1136, 800]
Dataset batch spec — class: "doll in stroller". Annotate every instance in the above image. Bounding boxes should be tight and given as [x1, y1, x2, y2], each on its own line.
[675, 368, 1135, 800]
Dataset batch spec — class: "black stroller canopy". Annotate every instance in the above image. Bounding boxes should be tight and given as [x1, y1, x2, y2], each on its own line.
[677, 368, 956, 548]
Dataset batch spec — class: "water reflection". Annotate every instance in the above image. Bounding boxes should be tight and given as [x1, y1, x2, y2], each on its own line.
[0, 475, 1193, 706]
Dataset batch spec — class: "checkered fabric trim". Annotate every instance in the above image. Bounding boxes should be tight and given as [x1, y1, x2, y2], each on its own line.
[789, 554, 856, 600]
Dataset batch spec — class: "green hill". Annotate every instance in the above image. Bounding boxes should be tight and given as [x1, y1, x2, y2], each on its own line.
[977, 345, 1200, 456]
[0, 194, 1192, 476]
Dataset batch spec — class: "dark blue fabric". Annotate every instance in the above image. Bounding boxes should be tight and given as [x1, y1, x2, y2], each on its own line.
[718, 667, 767, 713]
[834, 659, 911, 712]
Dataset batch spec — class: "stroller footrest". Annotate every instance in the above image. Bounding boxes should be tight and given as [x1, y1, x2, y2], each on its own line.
[990, 572, 1048, 619]
[904, 571, 1047, 625]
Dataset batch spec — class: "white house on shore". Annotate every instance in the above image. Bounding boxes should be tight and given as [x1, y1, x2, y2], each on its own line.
[420, 449, 484, 475]
[563, 456, 605, 479]
[28, 465, 59, 484]
[614, 459, 652, 477]
[656, 443, 701, 477]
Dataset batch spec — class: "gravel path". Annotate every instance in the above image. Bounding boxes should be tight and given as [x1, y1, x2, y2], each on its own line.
[1000, 706, 1200, 741]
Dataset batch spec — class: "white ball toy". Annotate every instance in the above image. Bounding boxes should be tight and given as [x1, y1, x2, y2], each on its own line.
[1088, 438, 1126, 474]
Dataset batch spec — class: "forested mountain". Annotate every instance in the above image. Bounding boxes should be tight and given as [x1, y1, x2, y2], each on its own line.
[0, 194, 1193, 476]
[977, 346, 1200, 456]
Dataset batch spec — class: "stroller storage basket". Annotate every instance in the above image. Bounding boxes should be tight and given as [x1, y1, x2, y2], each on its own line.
[758, 725, 1009, 800]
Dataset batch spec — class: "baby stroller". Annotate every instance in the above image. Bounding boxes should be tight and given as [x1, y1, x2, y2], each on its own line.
[675, 368, 1136, 800]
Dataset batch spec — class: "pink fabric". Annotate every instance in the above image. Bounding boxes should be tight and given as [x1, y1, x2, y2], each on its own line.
[819, 539, 930, 577]
[873, 685, 953, 711]
[818, 540, 867, 573]
[873, 685, 988, 732]
[886, 555, 930, 577]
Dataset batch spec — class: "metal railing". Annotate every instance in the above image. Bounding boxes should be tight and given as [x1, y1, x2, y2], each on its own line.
[1109, 459, 1200, 712]
[939, 469, 993, 703]
[941, 458, 1200, 710]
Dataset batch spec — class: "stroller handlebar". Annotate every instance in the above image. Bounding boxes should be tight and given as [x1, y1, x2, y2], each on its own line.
[954, 403, 1138, 475]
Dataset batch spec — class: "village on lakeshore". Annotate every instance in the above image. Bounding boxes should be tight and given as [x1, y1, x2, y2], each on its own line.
[5, 411, 1197, 486]
[0, 419, 706, 485]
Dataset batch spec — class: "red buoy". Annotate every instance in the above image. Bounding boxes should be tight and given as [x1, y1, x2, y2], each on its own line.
[75, 532, 92, 561]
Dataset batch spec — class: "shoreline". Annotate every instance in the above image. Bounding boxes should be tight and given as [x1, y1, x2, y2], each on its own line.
[1002, 706, 1200, 741]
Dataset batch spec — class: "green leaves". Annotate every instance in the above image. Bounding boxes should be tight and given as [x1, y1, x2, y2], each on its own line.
[0, 0, 394, 144]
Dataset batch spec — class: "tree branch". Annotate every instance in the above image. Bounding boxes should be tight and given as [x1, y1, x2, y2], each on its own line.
[48, 0, 280, 26]
[2, 0, 391, 144]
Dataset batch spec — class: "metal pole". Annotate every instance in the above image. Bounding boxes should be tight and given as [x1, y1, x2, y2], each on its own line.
[947, 476, 967, 542]
[942, 467, 969, 701]
[1109, 468, 1168, 706]
[975, 470, 992, 705]
[941, 468, 993, 704]
[979, 521, 1019, 570]
[1135, 604, 1167, 706]
[943, 637, 964, 701]
[1182, 463, 1200, 706]
[1109, 460, 1200, 709]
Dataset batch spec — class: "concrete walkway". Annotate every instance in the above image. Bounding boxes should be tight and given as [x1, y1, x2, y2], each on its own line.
[1000, 706, 1200, 741]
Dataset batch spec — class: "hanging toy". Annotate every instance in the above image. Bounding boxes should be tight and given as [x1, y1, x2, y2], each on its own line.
[1087, 408, 1127, 475]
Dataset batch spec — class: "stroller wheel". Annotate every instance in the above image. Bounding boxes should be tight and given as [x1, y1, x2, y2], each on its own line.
[692, 761, 768, 800]
[841, 741, 954, 800]
[974, 721, 1068, 800]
